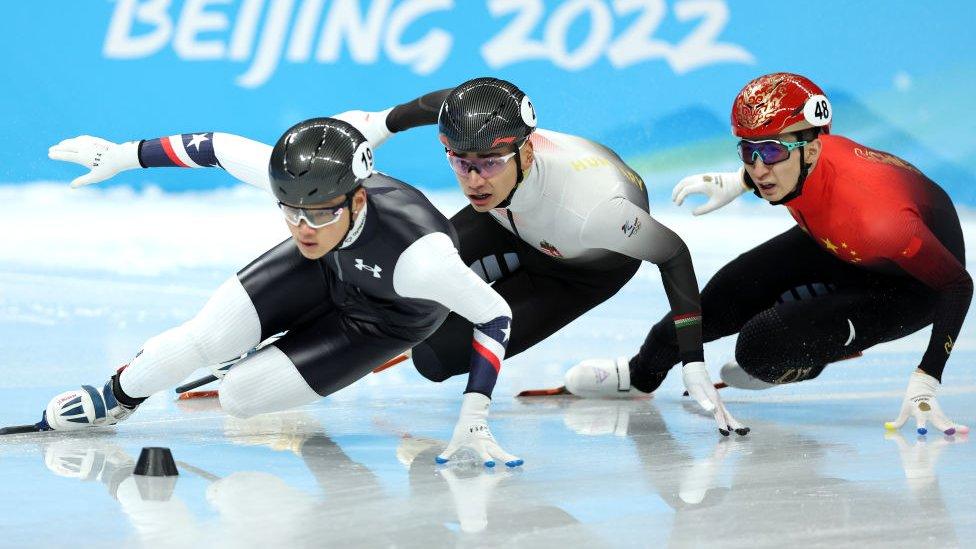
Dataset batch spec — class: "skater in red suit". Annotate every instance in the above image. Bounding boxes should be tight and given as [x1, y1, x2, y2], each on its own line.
[573, 72, 971, 436]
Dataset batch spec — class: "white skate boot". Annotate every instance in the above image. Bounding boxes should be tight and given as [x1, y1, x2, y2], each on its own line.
[719, 361, 775, 390]
[43, 378, 139, 431]
[564, 357, 648, 398]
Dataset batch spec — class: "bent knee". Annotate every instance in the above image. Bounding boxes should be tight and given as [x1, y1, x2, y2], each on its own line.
[736, 311, 827, 384]
[412, 343, 457, 383]
[735, 310, 790, 383]
[217, 346, 320, 418]
[218, 373, 255, 419]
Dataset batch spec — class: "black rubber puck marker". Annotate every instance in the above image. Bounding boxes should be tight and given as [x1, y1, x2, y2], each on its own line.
[134, 447, 179, 477]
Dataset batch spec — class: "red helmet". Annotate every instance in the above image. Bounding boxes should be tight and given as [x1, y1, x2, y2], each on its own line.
[731, 72, 832, 139]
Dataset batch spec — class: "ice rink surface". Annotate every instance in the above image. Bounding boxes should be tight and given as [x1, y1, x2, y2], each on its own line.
[1, 185, 975, 547]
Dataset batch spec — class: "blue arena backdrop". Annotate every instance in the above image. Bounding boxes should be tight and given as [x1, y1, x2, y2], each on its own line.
[2, 1, 974, 203]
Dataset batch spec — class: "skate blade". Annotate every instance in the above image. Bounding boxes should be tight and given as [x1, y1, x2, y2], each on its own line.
[372, 353, 409, 374]
[516, 386, 570, 397]
[177, 390, 220, 400]
[175, 374, 218, 394]
[0, 424, 47, 435]
[682, 382, 728, 397]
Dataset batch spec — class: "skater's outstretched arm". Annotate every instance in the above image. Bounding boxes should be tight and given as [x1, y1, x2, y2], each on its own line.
[582, 197, 704, 364]
[49, 132, 273, 191]
[580, 197, 748, 435]
[393, 232, 522, 468]
[876, 212, 972, 436]
[328, 88, 452, 149]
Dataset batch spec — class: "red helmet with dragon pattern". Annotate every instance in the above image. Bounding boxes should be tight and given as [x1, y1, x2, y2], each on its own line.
[731, 72, 832, 139]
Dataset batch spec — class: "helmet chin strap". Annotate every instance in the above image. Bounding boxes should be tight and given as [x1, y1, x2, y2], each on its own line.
[336, 190, 360, 248]
[769, 146, 811, 205]
[496, 144, 526, 209]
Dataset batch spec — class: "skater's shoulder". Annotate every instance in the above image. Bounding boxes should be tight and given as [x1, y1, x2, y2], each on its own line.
[528, 130, 647, 211]
[362, 173, 454, 243]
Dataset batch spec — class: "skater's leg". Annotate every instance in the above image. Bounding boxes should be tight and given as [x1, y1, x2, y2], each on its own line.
[413, 260, 639, 382]
[121, 238, 334, 399]
[220, 312, 418, 418]
[629, 226, 851, 392]
[119, 275, 262, 398]
[735, 284, 934, 384]
[42, 240, 337, 430]
[218, 346, 320, 418]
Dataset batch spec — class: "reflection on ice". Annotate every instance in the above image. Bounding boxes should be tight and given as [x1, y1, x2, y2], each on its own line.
[12, 399, 971, 547]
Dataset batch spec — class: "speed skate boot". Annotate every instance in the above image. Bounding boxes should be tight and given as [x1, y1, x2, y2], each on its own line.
[42, 372, 142, 431]
[564, 357, 649, 398]
[719, 360, 775, 390]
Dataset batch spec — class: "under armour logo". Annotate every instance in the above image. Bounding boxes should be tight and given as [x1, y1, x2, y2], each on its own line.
[354, 259, 382, 278]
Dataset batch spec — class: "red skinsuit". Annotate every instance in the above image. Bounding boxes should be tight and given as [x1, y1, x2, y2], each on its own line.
[784, 134, 971, 379]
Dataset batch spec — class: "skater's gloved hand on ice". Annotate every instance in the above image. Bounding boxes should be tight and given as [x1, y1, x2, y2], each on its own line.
[885, 370, 970, 436]
[682, 362, 750, 437]
[437, 393, 523, 468]
[48, 135, 141, 188]
[672, 168, 748, 215]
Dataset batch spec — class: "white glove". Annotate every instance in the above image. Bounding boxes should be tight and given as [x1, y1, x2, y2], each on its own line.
[885, 370, 970, 436]
[672, 168, 748, 215]
[48, 135, 141, 188]
[437, 393, 523, 468]
[682, 362, 749, 436]
[330, 108, 394, 149]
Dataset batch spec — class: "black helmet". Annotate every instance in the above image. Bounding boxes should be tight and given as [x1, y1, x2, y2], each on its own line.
[269, 117, 374, 206]
[438, 77, 537, 152]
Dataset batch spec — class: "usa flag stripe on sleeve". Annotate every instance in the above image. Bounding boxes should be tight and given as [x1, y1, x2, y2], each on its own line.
[473, 330, 505, 371]
[169, 135, 202, 167]
[159, 135, 190, 167]
[140, 133, 219, 169]
[472, 339, 501, 373]
[465, 315, 511, 397]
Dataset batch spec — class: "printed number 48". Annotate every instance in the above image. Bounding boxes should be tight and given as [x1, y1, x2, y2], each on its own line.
[814, 100, 829, 120]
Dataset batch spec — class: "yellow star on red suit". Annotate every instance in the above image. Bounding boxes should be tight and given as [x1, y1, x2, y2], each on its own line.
[821, 238, 839, 253]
